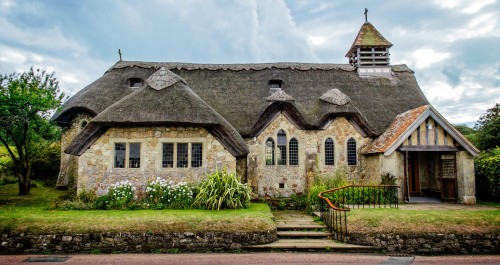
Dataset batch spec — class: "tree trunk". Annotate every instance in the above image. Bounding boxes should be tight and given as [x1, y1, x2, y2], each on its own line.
[17, 173, 31, 195]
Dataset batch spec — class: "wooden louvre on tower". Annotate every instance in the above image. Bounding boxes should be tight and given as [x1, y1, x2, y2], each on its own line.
[346, 11, 393, 76]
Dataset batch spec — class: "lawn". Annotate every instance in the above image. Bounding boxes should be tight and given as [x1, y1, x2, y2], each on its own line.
[348, 207, 500, 234]
[0, 182, 275, 234]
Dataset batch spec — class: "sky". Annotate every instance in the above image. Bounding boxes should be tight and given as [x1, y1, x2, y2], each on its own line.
[1, 0, 499, 127]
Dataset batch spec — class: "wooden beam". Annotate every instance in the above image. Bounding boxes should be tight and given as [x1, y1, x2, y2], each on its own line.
[398, 145, 458, 152]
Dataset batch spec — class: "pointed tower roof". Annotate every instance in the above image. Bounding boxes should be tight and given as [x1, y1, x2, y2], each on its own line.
[345, 22, 393, 57]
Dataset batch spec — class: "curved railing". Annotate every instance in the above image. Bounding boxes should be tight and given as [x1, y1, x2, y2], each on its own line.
[318, 185, 399, 242]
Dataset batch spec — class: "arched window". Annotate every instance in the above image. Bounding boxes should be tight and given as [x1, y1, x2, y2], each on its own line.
[347, 138, 357, 165]
[289, 138, 298, 165]
[277, 130, 287, 165]
[265, 138, 275, 165]
[325, 138, 335, 165]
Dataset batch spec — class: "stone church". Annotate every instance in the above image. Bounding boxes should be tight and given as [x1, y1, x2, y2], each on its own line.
[52, 21, 479, 204]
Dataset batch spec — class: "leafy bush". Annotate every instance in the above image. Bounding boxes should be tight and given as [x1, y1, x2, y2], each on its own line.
[380, 172, 397, 185]
[145, 177, 194, 209]
[307, 169, 349, 212]
[475, 147, 500, 202]
[194, 168, 250, 210]
[78, 189, 97, 204]
[93, 195, 110, 210]
[107, 180, 136, 209]
[30, 142, 61, 187]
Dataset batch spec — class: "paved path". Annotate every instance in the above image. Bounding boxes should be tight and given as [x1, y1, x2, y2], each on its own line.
[249, 210, 377, 252]
[2, 253, 500, 265]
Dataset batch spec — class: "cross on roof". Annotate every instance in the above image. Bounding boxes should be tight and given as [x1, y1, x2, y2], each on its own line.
[364, 8, 368, 22]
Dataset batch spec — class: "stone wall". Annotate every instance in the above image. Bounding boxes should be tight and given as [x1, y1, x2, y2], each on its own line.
[456, 151, 476, 204]
[246, 113, 372, 197]
[0, 231, 276, 254]
[78, 126, 236, 196]
[56, 113, 93, 189]
[349, 232, 500, 254]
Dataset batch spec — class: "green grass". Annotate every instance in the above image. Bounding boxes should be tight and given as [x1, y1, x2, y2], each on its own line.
[0, 182, 275, 234]
[348, 208, 500, 234]
[0, 146, 13, 164]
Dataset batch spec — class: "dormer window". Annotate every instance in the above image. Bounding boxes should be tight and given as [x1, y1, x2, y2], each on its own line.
[269, 80, 283, 89]
[128, 78, 143, 88]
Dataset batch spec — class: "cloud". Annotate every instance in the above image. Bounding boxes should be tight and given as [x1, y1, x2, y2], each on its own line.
[0, 0, 498, 126]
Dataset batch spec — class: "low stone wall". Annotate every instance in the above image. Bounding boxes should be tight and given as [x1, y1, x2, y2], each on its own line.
[349, 233, 500, 254]
[0, 231, 276, 254]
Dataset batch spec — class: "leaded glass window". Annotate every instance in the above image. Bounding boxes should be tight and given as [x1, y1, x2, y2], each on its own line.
[347, 138, 357, 165]
[162, 143, 174, 168]
[114, 143, 126, 168]
[191, 143, 203, 168]
[177, 143, 188, 168]
[325, 138, 335, 165]
[129, 143, 141, 168]
[265, 138, 275, 165]
[289, 138, 298, 165]
[277, 130, 287, 165]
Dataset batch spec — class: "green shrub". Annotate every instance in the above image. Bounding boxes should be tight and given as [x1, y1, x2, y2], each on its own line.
[475, 147, 500, 202]
[93, 195, 110, 210]
[307, 169, 349, 212]
[194, 168, 250, 210]
[107, 180, 136, 209]
[78, 189, 97, 204]
[30, 143, 61, 187]
[380, 172, 397, 185]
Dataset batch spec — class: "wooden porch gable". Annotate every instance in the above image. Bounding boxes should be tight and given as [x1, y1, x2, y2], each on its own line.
[363, 105, 479, 156]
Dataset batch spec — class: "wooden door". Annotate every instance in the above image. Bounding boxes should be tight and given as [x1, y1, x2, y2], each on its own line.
[408, 152, 420, 196]
[440, 156, 457, 202]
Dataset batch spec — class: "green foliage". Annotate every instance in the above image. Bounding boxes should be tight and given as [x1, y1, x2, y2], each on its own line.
[145, 177, 194, 209]
[194, 168, 250, 210]
[380, 172, 397, 185]
[78, 189, 97, 204]
[107, 180, 136, 209]
[93, 195, 110, 210]
[30, 142, 61, 187]
[473, 102, 500, 151]
[475, 147, 500, 202]
[307, 168, 349, 212]
[0, 67, 64, 195]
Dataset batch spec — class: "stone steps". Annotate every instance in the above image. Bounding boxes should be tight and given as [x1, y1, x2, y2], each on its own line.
[247, 210, 379, 253]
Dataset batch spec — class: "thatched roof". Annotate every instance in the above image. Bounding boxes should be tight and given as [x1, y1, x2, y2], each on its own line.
[64, 67, 248, 157]
[53, 61, 429, 139]
[346, 22, 393, 57]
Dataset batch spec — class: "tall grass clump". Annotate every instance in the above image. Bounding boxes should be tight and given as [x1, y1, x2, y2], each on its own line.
[307, 167, 349, 212]
[194, 168, 250, 210]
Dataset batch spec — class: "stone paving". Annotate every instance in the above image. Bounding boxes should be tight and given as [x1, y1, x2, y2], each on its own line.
[248, 210, 377, 252]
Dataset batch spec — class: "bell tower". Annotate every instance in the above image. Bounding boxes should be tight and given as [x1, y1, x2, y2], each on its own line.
[346, 9, 393, 76]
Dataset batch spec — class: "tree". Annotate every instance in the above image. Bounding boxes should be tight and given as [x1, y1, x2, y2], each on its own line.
[0, 68, 64, 195]
[474, 103, 500, 151]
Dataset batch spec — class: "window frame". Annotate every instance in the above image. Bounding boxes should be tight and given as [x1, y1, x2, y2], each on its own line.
[324, 137, 335, 166]
[112, 140, 144, 169]
[264, 129, 299, 167]
[158, 138, 206, 170]
[289, 138, 299, 166]
[347, 137, 357, 166]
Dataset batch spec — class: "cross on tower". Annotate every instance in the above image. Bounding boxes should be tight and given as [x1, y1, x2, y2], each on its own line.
[118, 49, 122, 61]
[364, 8, 368, 22]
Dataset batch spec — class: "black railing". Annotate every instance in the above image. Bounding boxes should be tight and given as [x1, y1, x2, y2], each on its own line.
[318, 185, 399, 242]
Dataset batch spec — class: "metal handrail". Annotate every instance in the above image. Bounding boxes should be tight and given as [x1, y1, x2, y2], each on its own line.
[318, 184, 399, 242]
